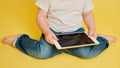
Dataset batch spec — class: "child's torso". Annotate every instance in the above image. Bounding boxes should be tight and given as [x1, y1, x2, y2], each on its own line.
[47, 0, 85, 32]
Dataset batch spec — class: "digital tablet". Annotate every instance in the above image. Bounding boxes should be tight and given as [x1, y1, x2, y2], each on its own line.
[53, 32, 99, 50]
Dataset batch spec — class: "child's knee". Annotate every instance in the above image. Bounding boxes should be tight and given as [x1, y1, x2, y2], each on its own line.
[34, 53, 53, 59]
[77, 53, 97, 59]
[71, 50, 98, 59]
[28, 50, 54, 59]
[26, 49, 54, 59]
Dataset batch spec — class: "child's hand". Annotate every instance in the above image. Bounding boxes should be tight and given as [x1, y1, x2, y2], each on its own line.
[88, 29, 97, 39]
[44, 31, 58, 45]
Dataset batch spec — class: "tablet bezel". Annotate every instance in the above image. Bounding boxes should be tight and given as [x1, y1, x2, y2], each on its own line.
[53, 32, 99, 50]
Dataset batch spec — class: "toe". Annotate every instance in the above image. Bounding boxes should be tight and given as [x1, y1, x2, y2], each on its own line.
[1, 37, 7, 44]
[1, 37, 12, 45]
[108, 36, 117, 43]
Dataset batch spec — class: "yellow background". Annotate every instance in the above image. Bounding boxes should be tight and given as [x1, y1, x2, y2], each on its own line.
[0, 0, 120, 68]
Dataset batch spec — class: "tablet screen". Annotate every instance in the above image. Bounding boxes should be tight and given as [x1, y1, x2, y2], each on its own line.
[56, 33, 95, 47]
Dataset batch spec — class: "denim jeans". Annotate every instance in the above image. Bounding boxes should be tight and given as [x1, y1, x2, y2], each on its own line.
[15, 28, 109, 59]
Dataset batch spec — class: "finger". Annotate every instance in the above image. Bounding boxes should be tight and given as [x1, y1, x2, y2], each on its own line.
[45, 38, 51, 44]
[53, 35, 59, 41]
[46, 38, 54, 45]
[88, 32, 92, 37]
[47, 38, 54, 45]
[93, 34, 98, 39]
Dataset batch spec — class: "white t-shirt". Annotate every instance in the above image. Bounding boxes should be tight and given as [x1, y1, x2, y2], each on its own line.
[35, 0, 94, 32]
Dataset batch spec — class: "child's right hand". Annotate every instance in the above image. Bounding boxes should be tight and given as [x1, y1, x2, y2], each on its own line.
[44, 31, 58, 45]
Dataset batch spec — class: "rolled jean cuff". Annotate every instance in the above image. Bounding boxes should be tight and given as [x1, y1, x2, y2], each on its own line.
[12, 34, 29, 47]
[98, 35, 110, 45]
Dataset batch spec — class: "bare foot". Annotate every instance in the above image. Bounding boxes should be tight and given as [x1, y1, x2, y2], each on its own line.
[99, 34, 116, 43]
[106, 35, 117, 43]
[1, 34, 22, 45]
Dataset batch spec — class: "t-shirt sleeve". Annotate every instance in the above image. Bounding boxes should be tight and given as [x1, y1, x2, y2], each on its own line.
[83, 0, 94, 13]
[35, 0, 52, 12]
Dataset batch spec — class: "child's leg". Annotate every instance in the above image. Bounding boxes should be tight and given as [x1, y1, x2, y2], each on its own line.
[2, 34, 62, 59]
[65, 35, 116, 59]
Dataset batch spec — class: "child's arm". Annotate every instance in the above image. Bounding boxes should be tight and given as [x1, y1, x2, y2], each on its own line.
[82, 11, 97, 39]
[36, 8, 58, 44]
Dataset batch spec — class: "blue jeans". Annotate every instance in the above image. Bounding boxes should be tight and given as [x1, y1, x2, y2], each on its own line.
[15, 28, 109, 59]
